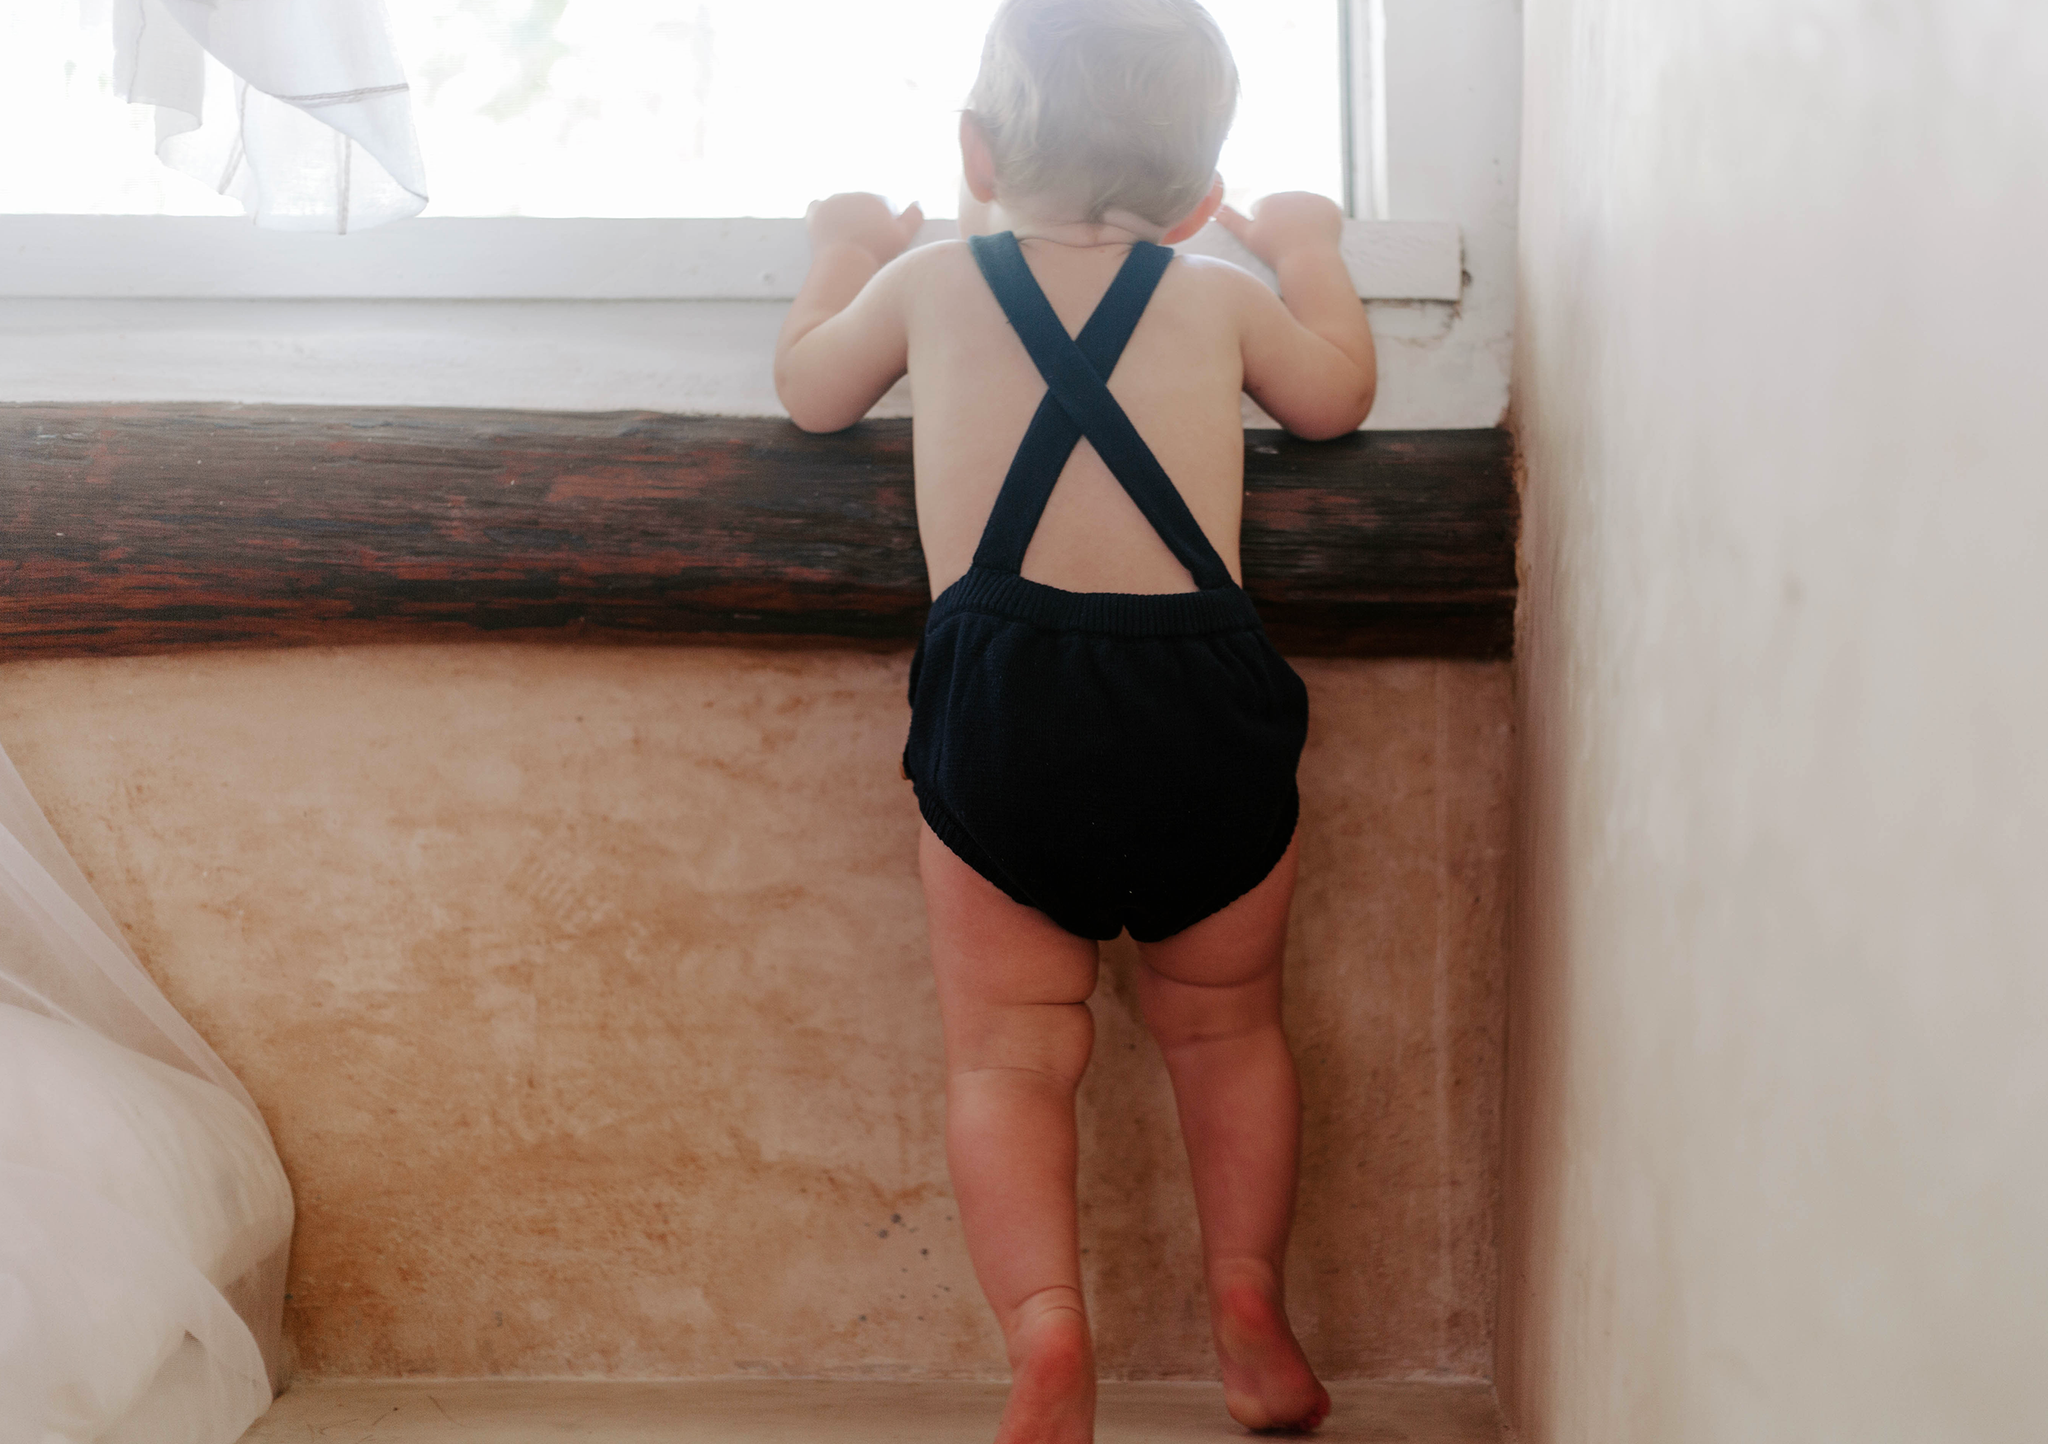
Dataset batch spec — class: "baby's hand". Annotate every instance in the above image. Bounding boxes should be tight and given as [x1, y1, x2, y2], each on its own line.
[1214, 192, 1344, 271]
[1214, 191, 1375, 440]
[806, 193, 926, 268]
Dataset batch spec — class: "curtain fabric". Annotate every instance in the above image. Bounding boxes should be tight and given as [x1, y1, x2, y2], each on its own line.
[112, 0, 427, 231]
[0, 741, 293, 1444]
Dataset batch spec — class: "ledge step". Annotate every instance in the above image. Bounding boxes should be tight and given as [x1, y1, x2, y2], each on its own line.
[0, 406, 1518, 661]
[241, 1378, 1505, 1443]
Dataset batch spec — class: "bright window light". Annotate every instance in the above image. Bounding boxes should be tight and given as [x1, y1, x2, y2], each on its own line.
[1, 1, 1341, 218]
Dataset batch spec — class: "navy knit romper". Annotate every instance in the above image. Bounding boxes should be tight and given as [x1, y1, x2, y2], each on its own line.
[904, 231, 1310, 943]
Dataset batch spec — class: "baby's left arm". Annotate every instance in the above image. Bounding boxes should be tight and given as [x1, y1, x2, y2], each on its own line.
[774, 194, 924, 433]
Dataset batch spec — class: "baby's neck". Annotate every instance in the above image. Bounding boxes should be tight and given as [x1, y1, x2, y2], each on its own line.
[989, 204, 1169, 249]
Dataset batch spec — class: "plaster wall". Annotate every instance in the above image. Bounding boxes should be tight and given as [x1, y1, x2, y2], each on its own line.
[1501, 1, 2048, 1439]
[0, 647, 1511, 1381]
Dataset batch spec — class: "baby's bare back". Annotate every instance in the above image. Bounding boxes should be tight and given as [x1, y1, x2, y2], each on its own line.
[900, 239, 1251, 600]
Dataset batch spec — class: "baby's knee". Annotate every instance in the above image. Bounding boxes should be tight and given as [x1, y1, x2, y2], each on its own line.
[1136, 974, 1280, 1054]
[951, 999, 1096, 1089]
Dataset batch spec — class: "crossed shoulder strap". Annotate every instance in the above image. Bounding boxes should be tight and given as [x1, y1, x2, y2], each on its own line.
[968, 231, 1234, 591]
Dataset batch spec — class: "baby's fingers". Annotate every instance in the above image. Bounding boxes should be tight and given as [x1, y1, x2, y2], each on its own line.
[896, 200, 926, 243]
[1214, 202, 1252, 240]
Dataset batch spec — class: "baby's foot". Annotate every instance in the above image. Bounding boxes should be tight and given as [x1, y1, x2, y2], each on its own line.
[1211, 1268, 1331, 1433]
[995, 1297, 1096, 1444]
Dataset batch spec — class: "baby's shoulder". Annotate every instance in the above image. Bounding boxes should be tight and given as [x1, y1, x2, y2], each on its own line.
[886, 237, 982, 288]
[1158, 251, 1268, 310]
[1133, 252, 1265, 350]
[871, 239, 997, 327]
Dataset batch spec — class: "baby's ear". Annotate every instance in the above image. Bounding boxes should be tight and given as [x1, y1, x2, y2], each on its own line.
[1160, 174, 1227, 245]
[959, 113, 999, 204]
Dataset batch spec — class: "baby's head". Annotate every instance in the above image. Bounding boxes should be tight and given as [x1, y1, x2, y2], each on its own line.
[964, 0, 1238, 231]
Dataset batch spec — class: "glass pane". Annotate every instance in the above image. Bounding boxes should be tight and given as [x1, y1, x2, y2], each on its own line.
[0, 7, 243, 215]
[1, 1, 1341, 218]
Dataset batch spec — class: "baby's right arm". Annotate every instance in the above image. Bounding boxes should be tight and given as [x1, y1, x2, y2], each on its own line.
[774, 193, 925, 434]
[1215, 194, 1379, 440]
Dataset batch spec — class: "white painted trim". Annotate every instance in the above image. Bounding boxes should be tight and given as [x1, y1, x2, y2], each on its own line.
[1343, 0, 1393, 221]
[0, 215, 1462, 303]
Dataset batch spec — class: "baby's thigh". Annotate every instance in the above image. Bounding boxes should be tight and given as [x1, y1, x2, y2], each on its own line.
[920, 823, 1099, 1073]
[1134, 839, 1298, 1042]
[1138, 838, 1298, 990]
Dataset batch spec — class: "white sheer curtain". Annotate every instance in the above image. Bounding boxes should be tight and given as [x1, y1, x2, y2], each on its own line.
[0, 740, 293, 1444]
[111, 0, 427, 231]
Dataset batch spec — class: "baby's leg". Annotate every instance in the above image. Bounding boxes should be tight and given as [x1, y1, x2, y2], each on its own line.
[920, 823, 1100, 1444]
[1134, 839, 1330, 1433]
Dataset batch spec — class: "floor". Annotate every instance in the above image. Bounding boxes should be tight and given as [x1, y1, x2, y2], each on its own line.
[240, 1379, 1505, 1443]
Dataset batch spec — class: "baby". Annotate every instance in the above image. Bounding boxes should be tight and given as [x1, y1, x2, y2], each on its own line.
[774, 2, 1376, 1439]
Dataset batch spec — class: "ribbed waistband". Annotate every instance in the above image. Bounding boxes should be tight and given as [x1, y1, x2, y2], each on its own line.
[927, 566, 1267, 639]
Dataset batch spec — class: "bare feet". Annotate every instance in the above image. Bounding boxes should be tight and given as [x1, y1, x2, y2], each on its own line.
[994, 1293, 1097, 1444]
[1211, 1266, 1330, 1433]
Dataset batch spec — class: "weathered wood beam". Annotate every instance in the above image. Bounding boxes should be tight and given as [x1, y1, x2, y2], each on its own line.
[0, 405, 1516, 661]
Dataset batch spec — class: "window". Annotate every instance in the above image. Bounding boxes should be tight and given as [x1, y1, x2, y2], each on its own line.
[6, 1, 1339, 217]
[0, 1, 1456, 303]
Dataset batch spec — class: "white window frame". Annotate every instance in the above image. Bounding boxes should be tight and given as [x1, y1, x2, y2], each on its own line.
[0, 215, 1458, 302]
[1341, 0, 1392, 221]
[0, 2, 1458, 305]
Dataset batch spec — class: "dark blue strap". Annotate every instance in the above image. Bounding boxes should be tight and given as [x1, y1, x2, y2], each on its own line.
[969, 237, 1171, 574]
[967, 231, 1233, 590]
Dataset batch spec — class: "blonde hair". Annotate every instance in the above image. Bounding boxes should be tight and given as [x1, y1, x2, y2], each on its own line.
[965, 0, 1238, 228]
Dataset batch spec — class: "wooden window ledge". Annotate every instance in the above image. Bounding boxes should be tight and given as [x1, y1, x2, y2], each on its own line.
[0, 405, 1516, 662]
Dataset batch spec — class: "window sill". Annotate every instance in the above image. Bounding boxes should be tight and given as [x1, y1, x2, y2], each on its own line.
[0, 216, 1463, 303]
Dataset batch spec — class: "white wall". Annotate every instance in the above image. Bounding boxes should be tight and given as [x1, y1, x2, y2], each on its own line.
[1375, 0, 1522, 428]
[1502, 1, 2048, 1440]
[0, 1, 1519, 429]
[0, 299, 795, 417]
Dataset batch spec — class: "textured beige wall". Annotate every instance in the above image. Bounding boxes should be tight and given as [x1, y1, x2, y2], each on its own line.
[0, 646, 1510, 1382]
[1502, 1, 2048, 1439]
